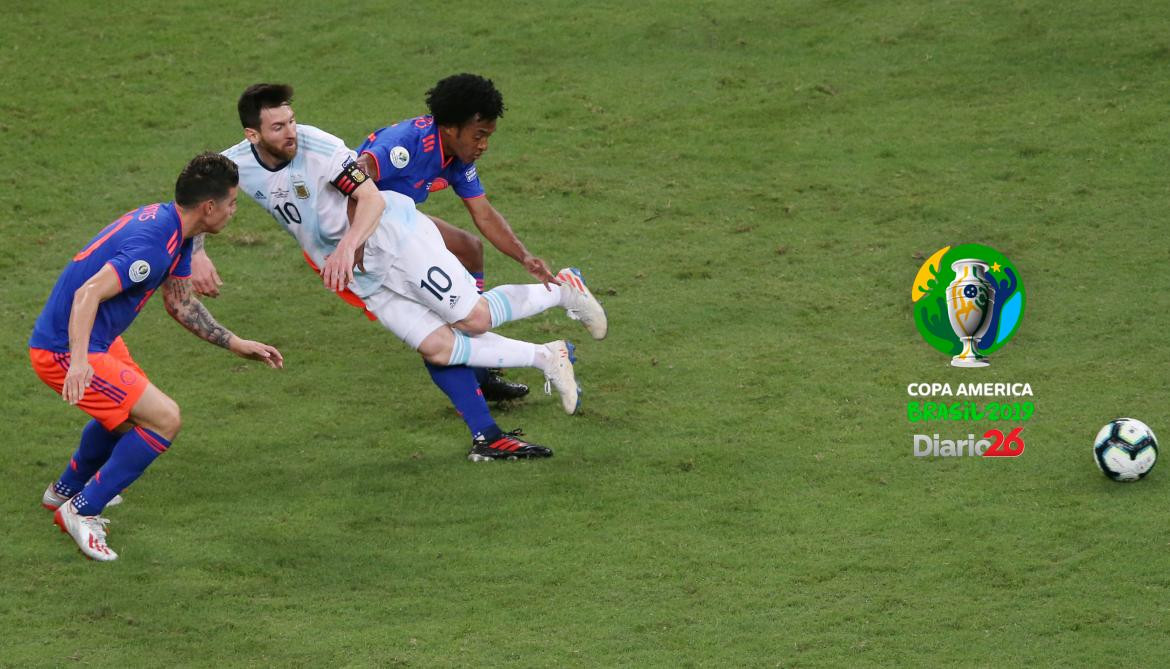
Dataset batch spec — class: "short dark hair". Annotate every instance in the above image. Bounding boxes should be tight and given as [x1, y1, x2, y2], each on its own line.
[175, 152, 239, 207]
[238, 83, 294, 129]
[426, 74, 504, 127]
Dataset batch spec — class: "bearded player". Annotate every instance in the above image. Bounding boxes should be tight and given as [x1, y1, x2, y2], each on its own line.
[212, 83, 606, 460]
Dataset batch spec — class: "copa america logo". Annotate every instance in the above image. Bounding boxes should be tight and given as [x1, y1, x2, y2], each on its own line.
[947, 259, 995, 367]
[912, 245, 1025, 367]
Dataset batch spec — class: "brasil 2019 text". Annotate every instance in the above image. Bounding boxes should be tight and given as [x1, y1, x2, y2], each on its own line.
[907, 401, 1034, 423]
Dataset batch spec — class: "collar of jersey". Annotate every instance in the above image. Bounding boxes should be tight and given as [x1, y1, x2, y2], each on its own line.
[252, 143, 290, 173]
[433, 127, 455, 169]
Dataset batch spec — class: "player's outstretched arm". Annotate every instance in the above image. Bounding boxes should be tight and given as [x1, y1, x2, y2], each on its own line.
[190, 234, 224, 298]
[321, 179, 384, 292]
[62, 264, 123, 404]
[162, 276, 283, 368]
[463, 196, 559, 289]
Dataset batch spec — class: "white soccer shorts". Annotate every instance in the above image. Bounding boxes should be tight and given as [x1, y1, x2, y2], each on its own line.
[359, 206, 480, 350]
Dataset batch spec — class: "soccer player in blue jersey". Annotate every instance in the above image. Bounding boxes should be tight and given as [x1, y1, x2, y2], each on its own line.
[220, 84, 604, 461]
[29, 153, 283, 561]
[355, 74, 546, 403]
[354, 74, 604, 456]
[194, 81, 607, 461]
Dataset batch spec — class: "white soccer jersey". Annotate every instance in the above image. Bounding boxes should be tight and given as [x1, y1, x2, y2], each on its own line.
[223, 124, 383, 296]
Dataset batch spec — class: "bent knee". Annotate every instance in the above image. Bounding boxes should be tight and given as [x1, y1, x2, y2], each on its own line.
[418, 326, 455, 365]
[454, 301, 492, 335]
[450, 230, 484, 270]
[144, 398, 182, 441]
[453, 228, 483, 257]
[159, 398, 182, 438]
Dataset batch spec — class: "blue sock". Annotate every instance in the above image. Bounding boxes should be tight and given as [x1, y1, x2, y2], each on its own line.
[423, 360, 499, 440]
[461, 270, 497, 435]
[55, 420, 120, 497]
[72, 426, 170, 516]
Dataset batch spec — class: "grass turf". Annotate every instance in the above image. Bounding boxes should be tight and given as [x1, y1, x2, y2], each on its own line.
[3, 1, 1170, 666]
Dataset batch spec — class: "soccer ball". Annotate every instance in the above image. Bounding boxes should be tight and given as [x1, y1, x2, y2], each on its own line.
[1093, 418, 1158, 481]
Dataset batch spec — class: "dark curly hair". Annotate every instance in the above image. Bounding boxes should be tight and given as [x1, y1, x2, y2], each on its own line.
[175, 152, 239, 207]
[238, 83, 294, 130]
[426, 74, 505, 127]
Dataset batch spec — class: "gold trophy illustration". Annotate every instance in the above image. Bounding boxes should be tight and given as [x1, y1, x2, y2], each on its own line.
[946, 259, 995, 367]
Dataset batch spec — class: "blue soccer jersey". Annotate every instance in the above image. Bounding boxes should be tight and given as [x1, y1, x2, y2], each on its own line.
[356, 115, 485, 203]
[29, 202, 193, 353]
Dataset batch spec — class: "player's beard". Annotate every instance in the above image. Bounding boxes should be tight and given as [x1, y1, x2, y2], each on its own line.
[260, 136, 297, 163]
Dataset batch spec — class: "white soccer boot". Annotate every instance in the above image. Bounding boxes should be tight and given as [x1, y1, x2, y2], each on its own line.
[557, 267, 608, 340]
[54, 502, 117, 562]
[542, 340, 581, 414]
[42, 483, 122, 511]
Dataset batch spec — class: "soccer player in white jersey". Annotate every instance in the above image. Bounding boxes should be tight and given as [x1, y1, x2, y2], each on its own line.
[213, 84, 607, 460]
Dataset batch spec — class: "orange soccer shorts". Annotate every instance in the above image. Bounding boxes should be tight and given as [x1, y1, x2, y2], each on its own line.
[302, 249, 377, 321]
[29, 336, 150, 431]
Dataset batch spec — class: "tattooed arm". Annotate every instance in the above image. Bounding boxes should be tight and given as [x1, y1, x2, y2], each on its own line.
[163, 276, 284, 367]
[164, 274, 233, 347]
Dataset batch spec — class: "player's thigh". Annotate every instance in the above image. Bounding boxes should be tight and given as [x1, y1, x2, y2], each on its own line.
[29, 345, 151, 432]
[428, 214, 483, 270]
[386, 219, 481, 324]
[363, 287, 451, 351]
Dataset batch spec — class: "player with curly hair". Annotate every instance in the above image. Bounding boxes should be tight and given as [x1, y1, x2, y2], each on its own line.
[191, 78, 605, 460]
[200, 83, 607, 461]
[354, 74, 601, 459]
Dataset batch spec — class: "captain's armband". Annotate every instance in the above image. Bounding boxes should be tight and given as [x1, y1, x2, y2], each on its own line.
[330, 159, 370, 196]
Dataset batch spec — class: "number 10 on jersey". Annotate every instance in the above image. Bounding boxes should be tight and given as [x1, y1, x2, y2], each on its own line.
[420, 266, 452, 301]
[273, 203, 301, 226]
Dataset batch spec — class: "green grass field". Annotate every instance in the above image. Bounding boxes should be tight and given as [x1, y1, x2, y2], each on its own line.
[4, 1, 1170, 666]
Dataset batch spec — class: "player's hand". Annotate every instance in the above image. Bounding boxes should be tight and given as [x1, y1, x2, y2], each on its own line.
[230, 338, 284, 369]
[353, 242, 367, 273]
[191, 250, 223, 298]
[321, 245, 356, 292]
[522, 254, 560, 290]
[62, 358, 94, 405]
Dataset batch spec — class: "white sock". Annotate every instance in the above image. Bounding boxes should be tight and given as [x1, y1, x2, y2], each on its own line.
[481, 284, 563, 328]
[448, 331, 540, 369]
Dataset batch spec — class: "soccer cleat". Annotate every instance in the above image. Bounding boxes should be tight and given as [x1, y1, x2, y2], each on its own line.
[41, 483, 122, 511]
[542, 340, 581, 414]
[467, 428, 553, 461]
[480, 368, 529, 402]
[557, 267, 608, 340]
[53, 502, 117, 562]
